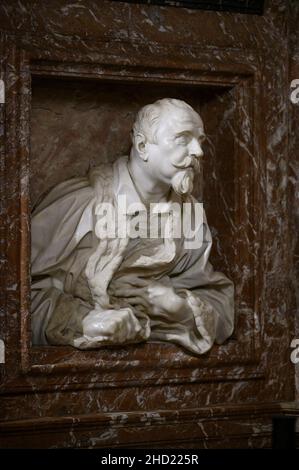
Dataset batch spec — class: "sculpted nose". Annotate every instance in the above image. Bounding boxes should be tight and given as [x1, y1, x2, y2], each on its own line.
[189, 139, 204, 159]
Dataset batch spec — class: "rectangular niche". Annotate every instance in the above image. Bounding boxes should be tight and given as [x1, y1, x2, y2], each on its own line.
[23, 63, 262, 386]
[31, 76, 235, 277]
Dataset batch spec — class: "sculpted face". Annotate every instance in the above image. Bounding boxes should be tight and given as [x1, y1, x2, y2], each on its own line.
[146, 107, 205, 195]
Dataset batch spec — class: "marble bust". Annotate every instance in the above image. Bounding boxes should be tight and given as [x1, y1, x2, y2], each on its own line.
[31, 98, 234, 355]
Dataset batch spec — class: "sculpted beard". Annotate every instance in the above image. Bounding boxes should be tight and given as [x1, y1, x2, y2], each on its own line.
[171, 156, 200, 196]
[171, 168, 194, 195]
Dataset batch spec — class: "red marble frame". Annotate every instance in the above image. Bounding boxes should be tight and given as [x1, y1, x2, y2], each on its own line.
[1, 44, 265, 392]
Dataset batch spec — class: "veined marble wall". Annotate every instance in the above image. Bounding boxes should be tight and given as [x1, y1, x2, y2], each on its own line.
[290, 0, 299, 402]
[0, 0, 298, 448]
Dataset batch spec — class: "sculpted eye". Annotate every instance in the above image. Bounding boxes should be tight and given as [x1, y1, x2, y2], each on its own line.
[175, 134, 189, 145]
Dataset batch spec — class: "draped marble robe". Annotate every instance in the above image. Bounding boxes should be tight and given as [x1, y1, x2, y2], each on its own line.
[31, 156, 234, 355]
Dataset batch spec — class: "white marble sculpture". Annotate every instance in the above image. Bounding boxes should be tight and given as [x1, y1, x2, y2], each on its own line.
[31, 98, 234, 355]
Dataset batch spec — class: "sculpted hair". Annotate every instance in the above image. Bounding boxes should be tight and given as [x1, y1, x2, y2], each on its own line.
[131, 98, 199, 146]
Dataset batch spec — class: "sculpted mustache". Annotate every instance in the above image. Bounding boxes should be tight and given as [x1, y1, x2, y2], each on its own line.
[172, 156, 200, 173]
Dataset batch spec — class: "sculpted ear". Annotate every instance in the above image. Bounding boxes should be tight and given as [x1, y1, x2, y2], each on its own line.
[135, 133, 148, 162]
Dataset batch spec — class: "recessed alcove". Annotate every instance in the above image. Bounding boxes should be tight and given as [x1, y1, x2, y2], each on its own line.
[30, 76, 235, 278]
[25, 64, 258, 381]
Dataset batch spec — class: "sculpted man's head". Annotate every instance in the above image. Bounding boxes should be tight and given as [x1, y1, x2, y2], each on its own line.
[129, 98, 206, 197]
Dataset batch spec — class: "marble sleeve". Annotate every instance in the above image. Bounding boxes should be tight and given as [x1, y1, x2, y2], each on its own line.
[31, 279, 91, 345]
[170, 217, 234, 351]
[31, 177, 96, 345]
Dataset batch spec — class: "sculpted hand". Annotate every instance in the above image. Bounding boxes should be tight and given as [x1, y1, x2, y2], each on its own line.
[147, 281, 191, 322]
[109, 276, 192, 323]
[73, 308, 142, 348]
